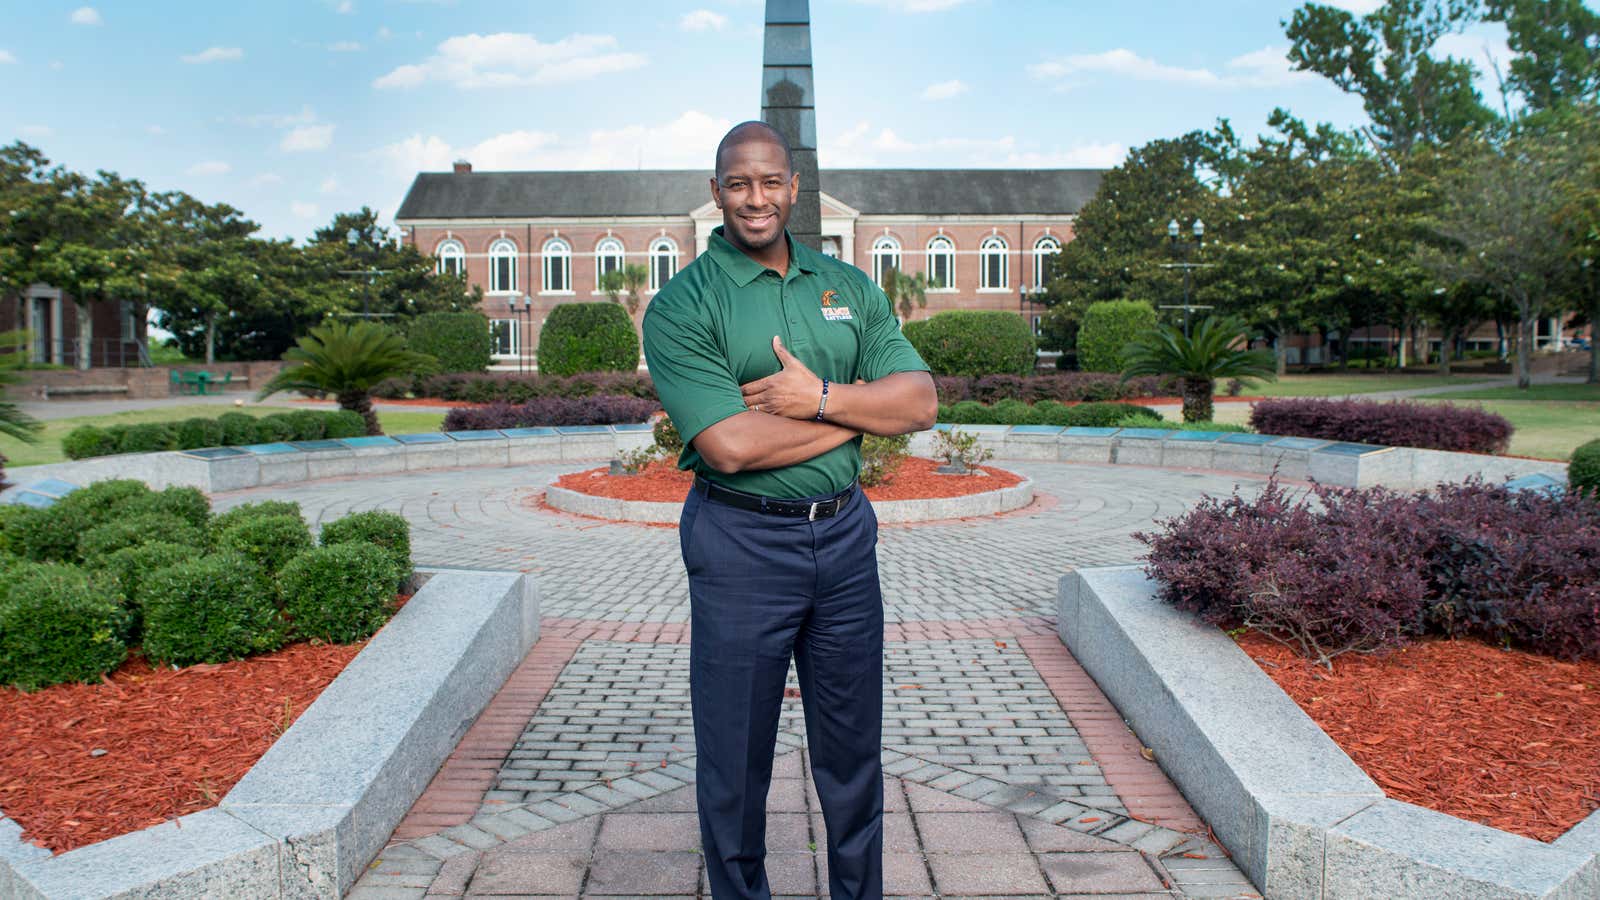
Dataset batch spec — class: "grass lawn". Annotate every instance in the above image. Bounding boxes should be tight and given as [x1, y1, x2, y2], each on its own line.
[1, 404, 447, 469]
[1432, 383, 1600, 403]
[1244, 373, 1499, 397]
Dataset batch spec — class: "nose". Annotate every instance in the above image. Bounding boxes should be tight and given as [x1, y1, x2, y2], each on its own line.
[747, 181, 770, 209]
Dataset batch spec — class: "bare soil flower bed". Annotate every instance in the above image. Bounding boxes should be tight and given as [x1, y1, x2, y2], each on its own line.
[555, 457, 1024, 503]
[1237, 631, 1600, 842]
[0, 637, 377, 854]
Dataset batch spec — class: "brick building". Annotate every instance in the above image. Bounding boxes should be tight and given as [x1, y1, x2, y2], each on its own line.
[395, 163, 1102, 366]
[1, 285, 149, 368]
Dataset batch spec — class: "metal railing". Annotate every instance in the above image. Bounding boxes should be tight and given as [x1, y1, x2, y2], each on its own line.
[2, 337, 151, 368]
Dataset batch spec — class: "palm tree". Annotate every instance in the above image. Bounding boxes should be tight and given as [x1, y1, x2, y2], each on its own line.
[882, 269, 929, 323]
[1120, 317, 1276, 423]
[257, 320, 436, 435]
[0, 331, 43, 489]
[599, 263, 650, 315]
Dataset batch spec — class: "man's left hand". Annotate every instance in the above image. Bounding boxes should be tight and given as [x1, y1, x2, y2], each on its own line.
[740, 336, 823, 419]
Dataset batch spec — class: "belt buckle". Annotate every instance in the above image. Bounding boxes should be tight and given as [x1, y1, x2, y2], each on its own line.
[808, 500, 822, 521]
[808, 498, 839, 521]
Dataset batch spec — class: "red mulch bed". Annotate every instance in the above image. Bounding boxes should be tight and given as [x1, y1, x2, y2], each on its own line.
[1237, 631, 1600, 842]
[554, 457, 1023, 504]
[0, 640, 371, 854]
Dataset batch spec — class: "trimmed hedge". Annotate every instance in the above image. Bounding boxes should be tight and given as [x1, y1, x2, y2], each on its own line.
[319, 510, 411, 587]
[100, 541, 191, 638]
[122, 486, 211, 530]
[373, 370, 656, 403]
[937, 399, 1162, 428]
[216, 514, 313, 578]
[62, 410, 368, 460]
[932, 373, 1174, 405]
[1571, 439, 1600, 499]
[212, 500, 303, 538]
[537, 303, 640, 377]
[1248, 397, 1513, 455]
[280, 542, 397, 643]
[902, 311, 1036, 377]
[443, 396, 660, 430]
[141, 553, 284, 665]
[1138, 478, 1600, 665]
[78, 513, 204, 565]
[408, 311, 493, 374]
[1078, 300, 1157, 373]
[0, 563, 128, 691]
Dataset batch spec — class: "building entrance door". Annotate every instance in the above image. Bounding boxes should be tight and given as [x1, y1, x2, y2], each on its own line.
[29, 296, 51, 363]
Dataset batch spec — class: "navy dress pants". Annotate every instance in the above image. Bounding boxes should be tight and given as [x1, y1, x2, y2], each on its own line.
[680, 484, 884, 900]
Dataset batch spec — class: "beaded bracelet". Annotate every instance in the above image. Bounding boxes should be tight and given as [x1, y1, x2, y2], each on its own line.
[816, 379, 830, 421]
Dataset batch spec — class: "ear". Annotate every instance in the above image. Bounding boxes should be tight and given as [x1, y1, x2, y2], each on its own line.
[709, 176, 723, 210]
[788, 171, 799, 205]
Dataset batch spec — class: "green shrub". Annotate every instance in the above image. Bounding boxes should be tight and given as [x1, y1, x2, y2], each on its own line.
[62, 425, 120, 459]
[323, 409, 366, 439]
[218, 411, 259, 446]
[947, 399, 999, 424]
[901, 311, 1035, 377]
[285, 410, 328, 441]
[536, 302, 640, 376]
[216, 514, 313, 578]
[408, 311, 494, 374]
[318, 510, 411, 585]
[1572, 439, 1600, 499]
[141, 553, 284, 665]
[931, 426, 994, 470]
[1064, 402, 1162, 428]
[101, 541, 191, 637]
[653, 415, 684, 457]
[254, 413, 299, 443]
[175, 417, 225, 450]
[279, 543, 397, 643]
[860, 433, 910, 488]
[212, 500, 303, 538]
[13, 480, 150, 561]
[990, 399, 1040, 425]
[117, 422, 177, 454]
[79, 513, 204, 565]
[120, 485, 210, 530]
[1078, 300, 1157, 373]
[0, 563, 128, 691]
[0, 504, 30, 557]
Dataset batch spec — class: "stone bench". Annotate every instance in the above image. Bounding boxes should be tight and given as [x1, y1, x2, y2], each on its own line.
[38, 384, 131, 399]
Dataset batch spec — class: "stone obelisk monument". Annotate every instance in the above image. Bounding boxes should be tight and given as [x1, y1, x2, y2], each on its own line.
[761, 0, 821, 251]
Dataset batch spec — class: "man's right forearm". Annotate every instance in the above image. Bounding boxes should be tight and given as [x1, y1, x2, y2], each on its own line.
[692, 410, 859, 474]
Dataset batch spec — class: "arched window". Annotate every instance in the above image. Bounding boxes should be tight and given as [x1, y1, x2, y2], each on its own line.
[542, 237, 571, 293]
[980, 235, 1008, 290]
[595, 237, 625, 283]
[871, 235, 901, 288]
[436, 239, 465, 278]
[488, 238, 518, 293]
[1033, 235, 1061, 289]
[925, 235, 954, 290]
[649, 237, 678, 292]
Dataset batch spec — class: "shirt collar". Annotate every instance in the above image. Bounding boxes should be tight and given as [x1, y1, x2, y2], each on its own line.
[707, 226, 821, 287]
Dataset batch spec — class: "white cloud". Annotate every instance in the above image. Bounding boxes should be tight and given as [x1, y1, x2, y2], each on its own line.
[1030, 49, 1219, 87]
[235, 106, 318, 129]
[147, 124, 165, 135]
[182, 46, 244, 64]
[336, 0, 354, 12]
[851, 0, 972, 11]
[281, 123, 336, 152]
[20, 125, 52, 138]
[920, 79, 968, 101]
[248, 173, 285, 187]
[0, 50, 17, 65]
[823, 119, 1123, 169]
[373, 32, 646, 89]
[69, 7, 103, 26]
[187, 160, 232, 176]
[376, 110, 731, 173]
[328, 40, 363, 52]
[1435, 29, 1514, 75]
[291, 201, 320, 219]
[49, 60, 63, 70]
[376, 26, 394, 40]
[1226, 45, 1316, 88]
[680, 10, 728, 31]
[319, 176, 340, 193]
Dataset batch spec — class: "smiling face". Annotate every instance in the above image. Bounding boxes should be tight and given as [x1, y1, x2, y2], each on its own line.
[710, 136, 798, 257]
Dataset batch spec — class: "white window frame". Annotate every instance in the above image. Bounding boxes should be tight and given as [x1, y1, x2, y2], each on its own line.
[979, 235, 1009, 291]
[649, 237, 678, 292]
[594, 237, 625, 290]
[488, 238, 518, 294]
[489, 318, 520, 358]
[1033, 235, 1061, 289]
[542, 237, 572, 294]
[436, 239, 466, 278]
[871, 235, 901, 288]
[925, 235, 955, 291]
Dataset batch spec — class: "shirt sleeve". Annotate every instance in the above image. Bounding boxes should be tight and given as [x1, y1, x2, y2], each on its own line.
[641, 300, 750, 448]
[855, 273, 931, 382]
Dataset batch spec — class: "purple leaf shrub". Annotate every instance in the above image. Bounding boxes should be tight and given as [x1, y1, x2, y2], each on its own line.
[1248, 398, 1513, 454]
[442, 395, 659, 430]
[417, 372, 656, 404]
[934, 373, 1173, 406]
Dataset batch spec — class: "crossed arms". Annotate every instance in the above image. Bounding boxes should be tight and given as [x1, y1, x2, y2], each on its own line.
[693, 336, 937, 475]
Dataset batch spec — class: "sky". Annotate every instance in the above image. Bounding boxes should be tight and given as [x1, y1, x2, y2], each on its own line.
[1, 0, 1528, 244]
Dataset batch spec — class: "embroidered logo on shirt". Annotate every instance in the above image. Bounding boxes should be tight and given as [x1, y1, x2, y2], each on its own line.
[821, 289, 839, 307]
[822, 306, 853, 321]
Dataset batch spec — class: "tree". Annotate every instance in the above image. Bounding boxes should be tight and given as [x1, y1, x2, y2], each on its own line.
[256, 321, 437, 435]
[0, 330, 43, 489]
[1120, 317, 1277, 422]
[1484, 0, 1600, 112]
[1285, 0, 1497, 163]
[599, 263, 649, 315]
[882, 269, 930, 323]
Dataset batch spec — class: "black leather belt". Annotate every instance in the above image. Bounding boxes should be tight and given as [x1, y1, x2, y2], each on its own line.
[694, 477, 857, 520]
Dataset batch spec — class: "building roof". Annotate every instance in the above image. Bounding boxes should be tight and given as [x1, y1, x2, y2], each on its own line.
[395, 168, 1103, 220]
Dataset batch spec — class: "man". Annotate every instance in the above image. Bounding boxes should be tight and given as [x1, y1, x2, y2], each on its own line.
[642, 120, 937, 900]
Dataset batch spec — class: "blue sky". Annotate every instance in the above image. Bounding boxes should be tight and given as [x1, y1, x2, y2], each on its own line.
[2, 0, 1525, 243]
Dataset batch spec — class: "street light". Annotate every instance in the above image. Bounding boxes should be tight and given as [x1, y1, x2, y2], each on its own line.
[340, 226, 395, 321]
[507, 294, 534, 375]
[1159, 217, 1213, 337]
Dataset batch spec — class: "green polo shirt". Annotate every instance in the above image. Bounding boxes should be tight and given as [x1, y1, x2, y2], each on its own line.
[642, 227, 929, 500]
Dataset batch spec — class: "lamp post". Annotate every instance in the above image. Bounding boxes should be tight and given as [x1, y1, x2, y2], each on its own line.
[1158, 217, 1213, 337]
[339, 226, 395, 321]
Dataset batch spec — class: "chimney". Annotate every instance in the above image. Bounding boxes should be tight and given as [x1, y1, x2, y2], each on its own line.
[452, 159, 472, 175]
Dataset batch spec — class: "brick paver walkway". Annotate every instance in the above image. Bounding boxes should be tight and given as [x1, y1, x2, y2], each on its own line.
[214, 461, 1268, 898]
